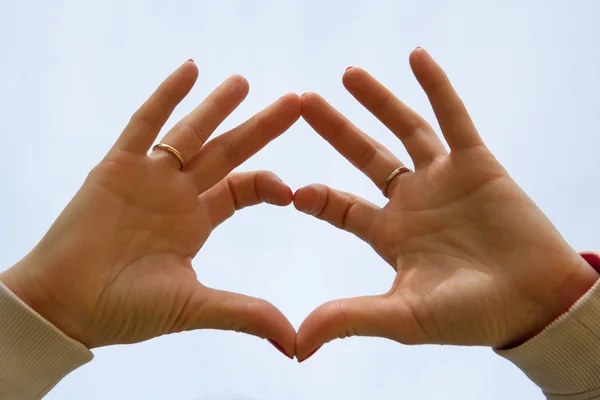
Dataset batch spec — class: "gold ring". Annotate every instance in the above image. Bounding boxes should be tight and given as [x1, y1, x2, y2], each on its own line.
[152, 143, 185, 170]
[382, 166, 412, 198]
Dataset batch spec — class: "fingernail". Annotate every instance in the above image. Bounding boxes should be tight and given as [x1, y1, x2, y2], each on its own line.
[300, 92, 307, 97]
[345, 66, 354, 71]
[268, 339, 292, 359]
[187, 58, 195, 63]
[299, 346, 322, 363]
[415, 46, 423, 50]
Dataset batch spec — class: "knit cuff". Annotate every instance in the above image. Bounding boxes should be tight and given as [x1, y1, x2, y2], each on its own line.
[495, 252, 600, 399]
[0, 282, 93, 400]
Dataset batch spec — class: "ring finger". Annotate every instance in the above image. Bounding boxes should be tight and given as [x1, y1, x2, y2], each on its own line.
[151, 74, 250, 169]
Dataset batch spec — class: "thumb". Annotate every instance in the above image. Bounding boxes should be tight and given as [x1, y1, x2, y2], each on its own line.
[179, 284, 296, 358]
[296, 295, 409, 362]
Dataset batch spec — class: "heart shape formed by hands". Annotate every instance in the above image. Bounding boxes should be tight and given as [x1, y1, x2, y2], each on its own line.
[1, 49, 596, 363]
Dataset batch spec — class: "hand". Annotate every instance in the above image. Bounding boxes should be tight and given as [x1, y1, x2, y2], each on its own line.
[293, 48, 598, 361]
[0, 60, 299, 357]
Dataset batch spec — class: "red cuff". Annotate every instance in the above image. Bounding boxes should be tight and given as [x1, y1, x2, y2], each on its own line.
[581, 252, 600, 273]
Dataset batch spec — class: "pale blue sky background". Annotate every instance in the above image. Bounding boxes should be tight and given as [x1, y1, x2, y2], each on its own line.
[1, 1, 600, 399]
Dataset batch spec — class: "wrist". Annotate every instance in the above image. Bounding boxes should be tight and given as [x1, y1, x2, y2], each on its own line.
[0, 254, 87, 346]
[0, 277, 93, 398]
[501, 252, 600, 348]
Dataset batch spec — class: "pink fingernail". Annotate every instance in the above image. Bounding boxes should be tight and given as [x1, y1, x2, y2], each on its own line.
[268, 339, 292, 359]
[299, 345, 322, 363]
[187, 58, 195, 63]
[345, 66, 354, 71]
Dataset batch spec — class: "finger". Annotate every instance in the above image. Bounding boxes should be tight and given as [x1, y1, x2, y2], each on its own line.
[409, 48, 484, 151]
[301, 92, 402, 190]
[342, 67, 447, 168]
[180, 285, 297, 358]
[296, 295, 406, 362]
[114, 60, 198, 154]
[293, 184, 379, 243]
[199, 171, 293, 228]
[191, 93, 301, 194]
[152, 75, 250, 170]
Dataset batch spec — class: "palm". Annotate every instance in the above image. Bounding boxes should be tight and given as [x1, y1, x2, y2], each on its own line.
[371, 147, 572, 346]
[69, 153, 211, 346]
[94, 153, 212, 264]
[369, 147, 507, 266]
[3, 62, 299, 356]
[294, 49, 593, 361]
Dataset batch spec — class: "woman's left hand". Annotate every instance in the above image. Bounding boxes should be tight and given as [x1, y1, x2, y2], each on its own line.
[293, 49, 598, 361]
[0, 60, 299, 357]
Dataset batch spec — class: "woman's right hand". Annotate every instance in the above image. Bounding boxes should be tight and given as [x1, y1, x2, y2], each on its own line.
[293, 48, 598, 361]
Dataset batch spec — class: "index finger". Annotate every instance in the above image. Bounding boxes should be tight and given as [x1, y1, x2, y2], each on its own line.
[113, 60, 198, 154]
[300, 92, 403, 190]
[190, 93, 301, 194]
[409, 48, 484, 151]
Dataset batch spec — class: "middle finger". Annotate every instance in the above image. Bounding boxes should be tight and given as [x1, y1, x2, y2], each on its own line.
[342, 67, 448, 167]
[152, 75, 250, 169]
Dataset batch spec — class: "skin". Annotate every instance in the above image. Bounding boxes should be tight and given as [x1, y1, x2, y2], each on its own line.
[0, 60, 299, 357]
[293, 48, 599, 361]
[0, 49, 597, 368]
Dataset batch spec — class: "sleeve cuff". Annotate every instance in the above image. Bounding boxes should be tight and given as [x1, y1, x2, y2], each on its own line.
[0, 281, 93, 400]
[495, 252, 600, 399]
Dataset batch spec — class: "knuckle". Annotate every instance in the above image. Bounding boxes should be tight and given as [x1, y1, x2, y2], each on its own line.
[356, 145, 379, 171]
[232, 299, 269, 335]
[250, 114, 271, 143]
[325, 301, 348, 329]
[170, 288, 200, 333]
[129, 111, 158, 131]
[181, 121, 209, 145]
[340, 197, 357, 230]
[328, 119, 347, 142]
[313, 185, 330, 218]
[225, 177, 240, 210]
[219, 140, 243, 166]
[372, 92, 394, 117]
[253, 173, 266, 204]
